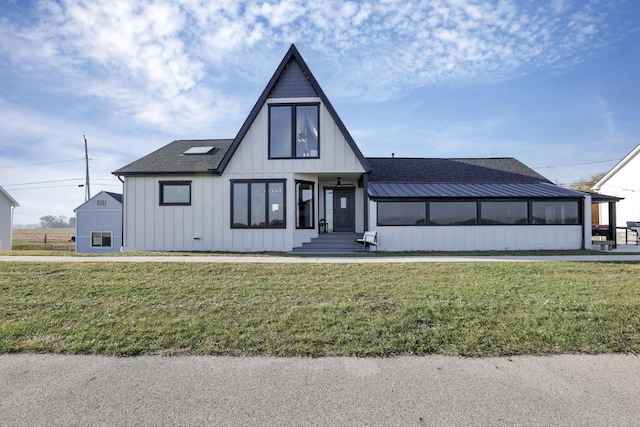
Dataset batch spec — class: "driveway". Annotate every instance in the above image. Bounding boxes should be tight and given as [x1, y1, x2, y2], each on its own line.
[1, 354, 639, 426]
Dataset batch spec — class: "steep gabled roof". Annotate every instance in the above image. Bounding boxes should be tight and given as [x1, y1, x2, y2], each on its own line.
[217, 44, 370, 172]
[113, 139, 233, 176]
[0, 185, 19, 206]
[74, 190, 123, 212]
[366, 157, 553, 184]
[593, 144, 640, 191]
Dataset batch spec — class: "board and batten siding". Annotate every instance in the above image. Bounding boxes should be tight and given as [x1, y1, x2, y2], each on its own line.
[368, 198, 589, 251]
[122, 97, 366, 252]
[224, 98, 366, 175]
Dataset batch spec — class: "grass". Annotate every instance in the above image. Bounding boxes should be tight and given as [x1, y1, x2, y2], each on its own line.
[1, 262, 639, 357]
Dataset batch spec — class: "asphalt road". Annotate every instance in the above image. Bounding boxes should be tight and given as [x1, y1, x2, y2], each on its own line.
[2, 354, 639, 426]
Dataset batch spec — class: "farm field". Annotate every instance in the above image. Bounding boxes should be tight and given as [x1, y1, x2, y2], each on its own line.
[12, 228, 75, 251]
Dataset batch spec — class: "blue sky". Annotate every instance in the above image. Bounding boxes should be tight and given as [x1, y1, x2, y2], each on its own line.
[1, 0, 639, 225]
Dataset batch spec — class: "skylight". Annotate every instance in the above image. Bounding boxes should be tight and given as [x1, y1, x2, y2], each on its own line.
[183, 146, 215, 155]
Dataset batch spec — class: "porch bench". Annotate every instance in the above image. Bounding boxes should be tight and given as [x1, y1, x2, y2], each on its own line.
[353, 231, 378, 252]
[592, 240, 615, 251]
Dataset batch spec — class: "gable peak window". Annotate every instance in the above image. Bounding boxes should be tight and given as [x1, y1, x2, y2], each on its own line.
[269, 103, 319, 159]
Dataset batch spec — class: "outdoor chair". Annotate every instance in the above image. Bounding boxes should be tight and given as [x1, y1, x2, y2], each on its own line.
[353, 231, 378, 252]
[626, 221, 640, 245]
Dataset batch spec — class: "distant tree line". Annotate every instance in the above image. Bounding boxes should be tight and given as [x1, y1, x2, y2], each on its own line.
[39, 215, 76, 228]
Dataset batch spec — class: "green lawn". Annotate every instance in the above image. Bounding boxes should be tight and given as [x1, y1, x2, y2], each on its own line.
[1, 262, 639, 357]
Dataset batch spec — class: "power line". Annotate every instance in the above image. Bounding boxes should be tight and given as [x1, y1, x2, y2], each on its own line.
[4, 183, 121, 191]
[532, 158, 620, 169]
[0, 158, 86, 169]
[1, 178, 84, 187]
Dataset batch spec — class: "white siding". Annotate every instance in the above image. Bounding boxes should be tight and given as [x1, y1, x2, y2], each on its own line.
[0, 193, 16, 250]
[369, 201, 585, 251]
[122, 96, 367, 253]
[597, 151, 640, 226]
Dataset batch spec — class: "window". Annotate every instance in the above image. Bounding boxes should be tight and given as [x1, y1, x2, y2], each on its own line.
[531, 201, 579, 225]
[480, 201, 528, 225]
[296, 181, 314, 229]
[269, 104, 319, 158]
[374, 199, 582, 227]
[377, 202, 426, 226]
[91, 232, 112, 247]
[429, 202, 477, 225]
[160, 181, 191, 205]
[231, 180, 286, 228]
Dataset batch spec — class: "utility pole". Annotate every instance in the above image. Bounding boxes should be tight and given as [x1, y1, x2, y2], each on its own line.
[84, 135, 90, 202]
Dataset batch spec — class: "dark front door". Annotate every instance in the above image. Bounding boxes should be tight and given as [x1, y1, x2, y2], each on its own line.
[333, 188, 355, 232]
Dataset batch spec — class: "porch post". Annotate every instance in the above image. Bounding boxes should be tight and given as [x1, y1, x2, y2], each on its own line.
[362, 173, 369, 231]
[609, 201, 617, 248]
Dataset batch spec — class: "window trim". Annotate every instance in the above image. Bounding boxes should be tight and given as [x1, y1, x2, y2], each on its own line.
[159, 181, 192, 206]
[268, 103, 320, 159]
[296, 180, 315, 229]
[91, 231, 112, 248]
[230, 179, 287, 229]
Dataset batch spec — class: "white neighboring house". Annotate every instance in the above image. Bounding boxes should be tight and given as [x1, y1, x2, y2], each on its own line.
[0, 186, 19, 250]
[113, 44, 593, 253]
[74, 191, 123, 253]
[593, 144, 640, 227]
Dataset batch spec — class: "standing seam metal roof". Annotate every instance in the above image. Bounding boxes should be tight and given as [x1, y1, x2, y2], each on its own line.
[369, 182, 586, 199]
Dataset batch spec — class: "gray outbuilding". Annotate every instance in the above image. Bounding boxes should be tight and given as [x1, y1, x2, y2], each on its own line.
[74, 191, 122, 253]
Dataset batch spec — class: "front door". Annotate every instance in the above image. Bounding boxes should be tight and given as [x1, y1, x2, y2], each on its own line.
[333, 188, 355, 232]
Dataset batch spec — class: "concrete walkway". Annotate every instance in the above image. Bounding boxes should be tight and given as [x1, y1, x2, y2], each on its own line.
[2, 354, 639, 426]
[2, 253, 640, 263]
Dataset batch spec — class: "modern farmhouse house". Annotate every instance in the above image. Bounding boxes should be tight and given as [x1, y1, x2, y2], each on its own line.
[113, 44, 592, 252]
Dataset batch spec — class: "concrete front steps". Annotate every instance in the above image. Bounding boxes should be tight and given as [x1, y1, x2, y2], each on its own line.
[291, 233, 363, 254]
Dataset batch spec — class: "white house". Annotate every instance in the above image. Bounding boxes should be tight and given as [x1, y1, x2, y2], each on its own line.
[74, 191, 123, 253]
[114, 45, 592, 253]
[0, 186, 19, 251]
[593, 144, 640, 229]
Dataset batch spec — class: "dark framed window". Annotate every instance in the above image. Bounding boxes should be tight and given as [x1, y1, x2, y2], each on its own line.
[231, 180, 286, 228]
[429, 201, 477, 225]
[296, 181, 314, 229]
[160, 181, 191, 206]
[269, 104, 319, 158]
[376, 199, 582, 227]
[480, 201, 528, 225]
[377, 201, 426, 226]
[91, 232, 112, 247]
[531, 201, 579, 225]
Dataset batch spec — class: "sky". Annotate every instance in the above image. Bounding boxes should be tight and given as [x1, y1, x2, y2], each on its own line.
[1, 0, 639, 226]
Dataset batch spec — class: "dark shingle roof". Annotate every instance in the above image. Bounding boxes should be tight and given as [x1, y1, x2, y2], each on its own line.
[113, 139, 233, 176]
[366, 157, 552, 184]
[105, 192, 123, 203]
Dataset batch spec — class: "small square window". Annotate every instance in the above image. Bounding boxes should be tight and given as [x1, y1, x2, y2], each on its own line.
[91, 232, 112, 247]
[160, 181, 191, 205]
